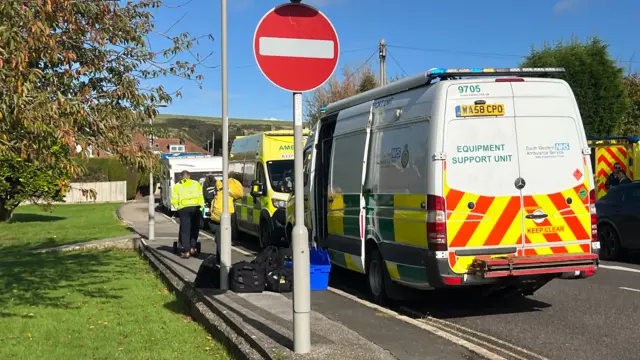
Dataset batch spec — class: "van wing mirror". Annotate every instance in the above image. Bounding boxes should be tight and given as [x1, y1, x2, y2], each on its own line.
[250, 180, 264, 198]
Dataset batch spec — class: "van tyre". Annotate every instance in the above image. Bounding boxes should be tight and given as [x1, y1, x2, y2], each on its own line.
[599, 224, 622, 260]
[367, 248, 394, 306]
[258, 220, 272, 249]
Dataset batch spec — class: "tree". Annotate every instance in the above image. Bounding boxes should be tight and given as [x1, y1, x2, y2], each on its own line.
[617, 73, 640, 135]
[304, 64, 379, 127]
[520, 37, 628, 137]
[0, 0, 211, 221]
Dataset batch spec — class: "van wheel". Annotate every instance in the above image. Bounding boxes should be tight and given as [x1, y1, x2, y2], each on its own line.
[367, 248, 393, 306]
[259, 220, 272, 249]
[599, 224, 622, 260]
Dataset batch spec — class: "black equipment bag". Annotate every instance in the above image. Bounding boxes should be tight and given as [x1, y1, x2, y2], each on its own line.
[194, 255, 220, 289]
[251, 246, 281, 274]
[265, 267, 293, 293]
[229, 261, 265, 293]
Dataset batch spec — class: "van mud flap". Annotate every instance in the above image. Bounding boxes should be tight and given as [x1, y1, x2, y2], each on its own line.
[470, 253, 598, 278]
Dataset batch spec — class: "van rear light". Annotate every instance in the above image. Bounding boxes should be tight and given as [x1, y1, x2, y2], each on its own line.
[426, 195, 447, 251]
[589, 189, 598, 243]
[495, 78, 525, 82]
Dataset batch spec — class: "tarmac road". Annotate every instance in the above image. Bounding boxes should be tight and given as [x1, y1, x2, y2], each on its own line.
[328, 258, 640, 360]
[169, 208, 640, 360]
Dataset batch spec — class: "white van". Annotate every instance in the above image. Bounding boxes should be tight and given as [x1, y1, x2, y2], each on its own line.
[290, 67, 600, 303]
[159, 154, 223, 218]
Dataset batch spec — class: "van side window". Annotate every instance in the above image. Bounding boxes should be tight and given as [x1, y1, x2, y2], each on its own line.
[374, 122, 429, 194]
[243, 162, 255, 188]
[303, 145, 312, 186]
[255, 162, 266, 185]
[330, 132, 366, 193]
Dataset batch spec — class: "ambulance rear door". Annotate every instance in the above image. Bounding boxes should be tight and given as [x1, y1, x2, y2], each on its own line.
[443, 80, 524, 274]
[512, 79, 592, 256]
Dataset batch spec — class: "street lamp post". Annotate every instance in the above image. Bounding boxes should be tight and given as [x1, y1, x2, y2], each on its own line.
[219, 0, 232, 289]
[148, 104, 167, 242]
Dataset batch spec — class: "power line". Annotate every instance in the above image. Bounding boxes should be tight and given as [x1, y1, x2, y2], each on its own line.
[388, 44, 640, 64]
[387, 44, 524, 59]
[356, 48, 379, 73]
[210, 47, 378, 71]
[386, 49, 408, 77]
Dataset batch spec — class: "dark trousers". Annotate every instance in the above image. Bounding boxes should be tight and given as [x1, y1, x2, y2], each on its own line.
[178, 206, 200, 251]
[209, 221, 221, 265]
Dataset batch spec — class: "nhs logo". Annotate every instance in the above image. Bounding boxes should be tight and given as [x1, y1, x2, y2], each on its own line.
[554, 143, 570, 151]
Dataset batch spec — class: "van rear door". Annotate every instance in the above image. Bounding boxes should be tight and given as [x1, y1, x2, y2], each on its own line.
[443, 81, 523, 274]
[512, 80, 592, 256]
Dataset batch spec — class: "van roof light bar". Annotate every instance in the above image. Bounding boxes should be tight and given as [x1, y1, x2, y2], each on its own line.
[426, 67, 565, 81]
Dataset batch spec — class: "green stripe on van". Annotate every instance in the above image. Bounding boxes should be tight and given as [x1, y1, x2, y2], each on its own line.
[343, 194, 361, 238]
[367, 194, 395, 242]
[397, 263, 428, 283]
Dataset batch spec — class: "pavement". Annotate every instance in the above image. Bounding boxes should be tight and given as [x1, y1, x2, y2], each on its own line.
[120, 198, 640, 360]
[119, 199, 484, 360]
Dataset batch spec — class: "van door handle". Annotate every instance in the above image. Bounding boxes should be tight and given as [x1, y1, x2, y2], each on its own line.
[525, 213, 548, 220]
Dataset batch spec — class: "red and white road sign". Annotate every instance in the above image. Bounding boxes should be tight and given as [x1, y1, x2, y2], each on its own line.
[253, 3, 340, 93]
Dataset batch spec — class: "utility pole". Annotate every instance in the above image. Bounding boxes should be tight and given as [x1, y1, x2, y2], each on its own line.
[219, 0, 232, 290]
[379, 38, 386, 86]
[212, 129, 215, 155]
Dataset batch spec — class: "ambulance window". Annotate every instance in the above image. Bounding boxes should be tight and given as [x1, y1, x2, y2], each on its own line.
[330, 132, 366, 194]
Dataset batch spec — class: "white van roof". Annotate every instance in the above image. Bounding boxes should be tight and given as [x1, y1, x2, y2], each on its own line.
[324, 67, 566, 116]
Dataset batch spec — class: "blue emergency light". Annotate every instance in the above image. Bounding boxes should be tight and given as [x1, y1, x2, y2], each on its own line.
[160, 152, 207, 159]
[426, 67, 565, 78]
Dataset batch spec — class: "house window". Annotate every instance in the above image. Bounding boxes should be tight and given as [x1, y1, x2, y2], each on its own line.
[169, 144, 186, 153]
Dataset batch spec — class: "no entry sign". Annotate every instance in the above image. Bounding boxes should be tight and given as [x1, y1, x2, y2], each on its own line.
[253, 3, 340, 93]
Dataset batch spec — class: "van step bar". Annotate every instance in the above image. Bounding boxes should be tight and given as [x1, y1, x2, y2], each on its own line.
[471, 253, 598, 278]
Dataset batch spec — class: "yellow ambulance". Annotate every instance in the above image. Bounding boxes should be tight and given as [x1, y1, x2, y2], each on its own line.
[230, 130, 309, 248]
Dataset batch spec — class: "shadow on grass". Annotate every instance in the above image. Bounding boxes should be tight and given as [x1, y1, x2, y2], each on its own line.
[9, 213, 66, 223]
[0, 245, 125, 309]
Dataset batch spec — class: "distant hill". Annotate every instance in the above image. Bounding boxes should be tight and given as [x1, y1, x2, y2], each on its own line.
[153, 114, 293, 153]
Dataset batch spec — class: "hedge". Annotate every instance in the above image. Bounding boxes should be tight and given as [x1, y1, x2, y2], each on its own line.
[73, 158, 157, 200]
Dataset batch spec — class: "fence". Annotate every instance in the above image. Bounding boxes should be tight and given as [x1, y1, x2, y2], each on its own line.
[64, 181, 128, 203]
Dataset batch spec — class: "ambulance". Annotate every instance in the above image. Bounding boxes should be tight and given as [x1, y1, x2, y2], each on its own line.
[288, 67, 600, 303]
[230, 130, 309, 248]
[587, 136, 640, 199]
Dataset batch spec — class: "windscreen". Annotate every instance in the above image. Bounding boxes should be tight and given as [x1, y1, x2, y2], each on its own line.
[267, 160, 294, 193]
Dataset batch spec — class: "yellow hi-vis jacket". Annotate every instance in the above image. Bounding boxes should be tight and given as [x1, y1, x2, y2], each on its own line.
[171, 178, 205, 210]
[210, 180, 235, 224]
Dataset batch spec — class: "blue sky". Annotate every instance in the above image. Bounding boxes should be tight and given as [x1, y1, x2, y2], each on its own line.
[149, 0, 640, 121]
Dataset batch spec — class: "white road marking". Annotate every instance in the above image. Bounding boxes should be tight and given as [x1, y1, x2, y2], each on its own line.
[327, 288, 507, 360]
[414, 318, 531, 360]
[599, 264, 640, 274]
[259, 37, 334, 59]
[400, 306, 550, 360]
[620, 287, 640, 293]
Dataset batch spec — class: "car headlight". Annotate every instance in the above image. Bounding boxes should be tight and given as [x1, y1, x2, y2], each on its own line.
[272, 199, 287, 209]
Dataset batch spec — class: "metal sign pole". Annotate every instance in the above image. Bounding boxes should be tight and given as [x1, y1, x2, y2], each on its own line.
[219, 0, 232, 289]
[292, 92, 310, 353]
[148, 121, 155, 242]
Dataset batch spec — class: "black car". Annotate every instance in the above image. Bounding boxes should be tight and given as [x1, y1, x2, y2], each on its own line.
[596, 181, 640, 260]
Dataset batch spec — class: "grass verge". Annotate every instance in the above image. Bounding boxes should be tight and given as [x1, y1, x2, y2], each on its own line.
[0, 249, 231, 360]
[0, 203, 131, 250]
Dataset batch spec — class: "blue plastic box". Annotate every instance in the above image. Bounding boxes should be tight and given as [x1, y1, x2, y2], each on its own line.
[284, 248, 331, 291]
